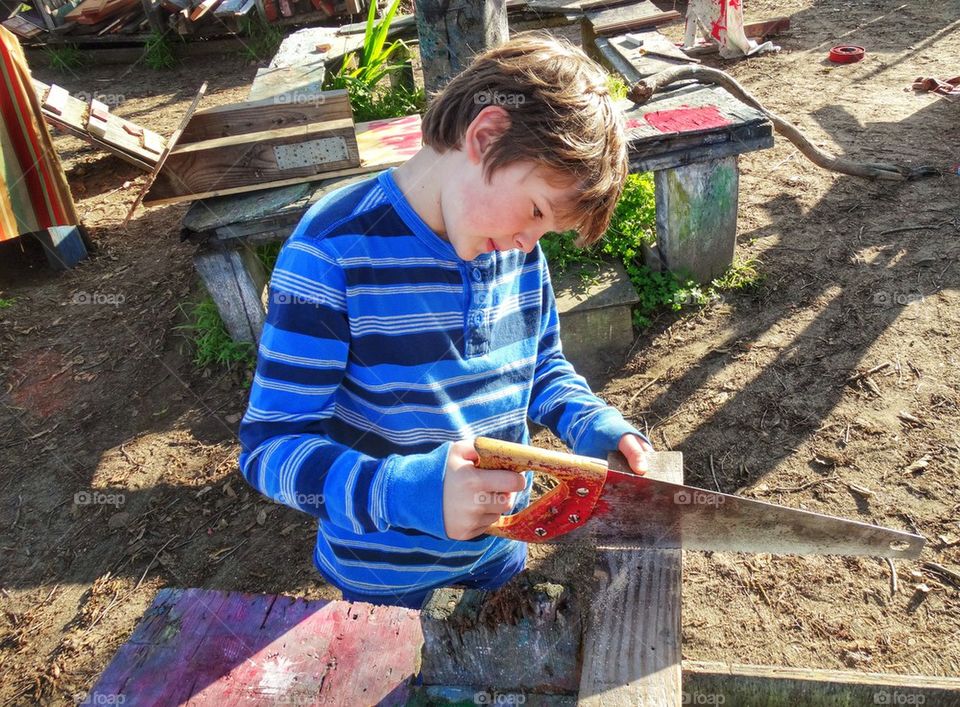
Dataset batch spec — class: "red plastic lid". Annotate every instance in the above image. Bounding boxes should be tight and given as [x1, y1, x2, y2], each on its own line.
[829, 45, 865, 63]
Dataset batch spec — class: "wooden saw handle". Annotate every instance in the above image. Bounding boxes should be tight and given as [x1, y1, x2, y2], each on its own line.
[473, 437, 607, 542]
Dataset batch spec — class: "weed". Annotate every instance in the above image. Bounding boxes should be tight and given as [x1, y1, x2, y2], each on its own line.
[607, 73, 628, 101]
[45, 44, 85, 72]
[143, 31, 179, 70]
[0, 297, 16, 309]
[178, 299, 255, 370]
[238, 15, 283, 62]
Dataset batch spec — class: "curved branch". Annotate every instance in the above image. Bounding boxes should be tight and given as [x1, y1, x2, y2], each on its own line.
[628, 66, 941, 181]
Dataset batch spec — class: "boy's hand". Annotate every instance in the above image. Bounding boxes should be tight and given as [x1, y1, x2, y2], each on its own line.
[443, 439, 527, 540]
[618, 434, 653, 475]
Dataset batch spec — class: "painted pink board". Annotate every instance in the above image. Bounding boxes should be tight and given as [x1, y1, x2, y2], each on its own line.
[642, 105, 731, 133]
[356, 114, 422, 167]
[84, 588, 424, 706]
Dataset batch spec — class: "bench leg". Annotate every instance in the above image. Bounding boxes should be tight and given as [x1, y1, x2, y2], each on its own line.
[33, 225, 89, 270]
[652, 155, 739, 284]
[194, 246, 267, 344]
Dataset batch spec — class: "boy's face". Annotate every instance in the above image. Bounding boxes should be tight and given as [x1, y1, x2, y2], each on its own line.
[439, 108, 578, 261]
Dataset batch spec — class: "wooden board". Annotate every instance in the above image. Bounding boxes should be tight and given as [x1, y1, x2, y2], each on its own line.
[178, 89, 352, 143]
[33, 79, 162, 170]
[124, 81, 207, 224]
[586, 1, 680, 35]
[145, 113, 422, 206]
[578, 451, 683, 706]
[85, 588, 424, 705]
[144, 117, 359, 202]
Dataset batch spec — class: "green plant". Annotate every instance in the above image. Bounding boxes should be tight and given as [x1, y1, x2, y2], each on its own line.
[238, 15, 283, 62]
[143, 31, 179, 70]
[607, 73, 628, 101]
[0, 297, 16, 309]
[45, 44, 85, 72]
[178, 299, 255, 369]
[341, 80, 425, 122]
[327, 0, 407, 91]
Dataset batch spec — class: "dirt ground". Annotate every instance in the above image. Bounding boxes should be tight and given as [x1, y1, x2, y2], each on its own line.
[1, 0, 959, 703]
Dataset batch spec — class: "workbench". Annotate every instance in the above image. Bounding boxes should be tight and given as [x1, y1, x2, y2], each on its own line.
[180, 27, 774, 344]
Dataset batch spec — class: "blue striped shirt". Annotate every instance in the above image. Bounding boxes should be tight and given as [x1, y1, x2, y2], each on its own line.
[238, 169, 641, 599]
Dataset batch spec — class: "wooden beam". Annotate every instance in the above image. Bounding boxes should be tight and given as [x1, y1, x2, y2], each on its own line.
[194, 246, 267, 343]
[177, 89, 351, 143]
[684, 661, 960, 706]
[578, 451, 684, 706]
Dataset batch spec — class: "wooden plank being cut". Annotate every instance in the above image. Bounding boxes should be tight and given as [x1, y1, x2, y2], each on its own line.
[84, 588, 424, 705]
[146, 118, 358, 201]
[578, 451, 684, 706]
[178, 89, 351, 142]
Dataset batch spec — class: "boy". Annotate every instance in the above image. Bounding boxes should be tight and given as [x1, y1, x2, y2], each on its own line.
[238, 33, 652, 609]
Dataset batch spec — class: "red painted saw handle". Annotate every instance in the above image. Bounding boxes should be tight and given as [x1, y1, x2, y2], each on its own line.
[473, 437, 607, 542]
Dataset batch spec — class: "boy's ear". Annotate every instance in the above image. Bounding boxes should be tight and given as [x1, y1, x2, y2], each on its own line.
[464, 106, 512, 165]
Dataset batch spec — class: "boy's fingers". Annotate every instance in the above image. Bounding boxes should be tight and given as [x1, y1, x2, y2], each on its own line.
[475, 468, 527, 493]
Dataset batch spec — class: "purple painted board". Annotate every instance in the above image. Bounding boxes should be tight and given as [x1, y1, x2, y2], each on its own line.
[84, 588, 424, 706]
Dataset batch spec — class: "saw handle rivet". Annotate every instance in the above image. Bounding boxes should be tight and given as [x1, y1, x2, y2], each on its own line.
[568, 514, 580, 523]
[534, 527, 547, 537]
[575, 487, 589, 497]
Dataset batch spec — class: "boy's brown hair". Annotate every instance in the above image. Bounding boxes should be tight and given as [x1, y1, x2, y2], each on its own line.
[420, 32, 628, 246]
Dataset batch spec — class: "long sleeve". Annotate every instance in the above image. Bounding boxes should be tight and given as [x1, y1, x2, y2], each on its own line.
[526, 256, 649, 459]
[238, 236, 451, 539]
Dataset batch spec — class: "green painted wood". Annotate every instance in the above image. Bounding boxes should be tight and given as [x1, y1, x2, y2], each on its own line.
[653, 154, 739, 283]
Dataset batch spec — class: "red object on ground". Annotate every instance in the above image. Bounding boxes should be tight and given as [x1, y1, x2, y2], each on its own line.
[828, 45, 865, 63]
[641, 106, 731, 134]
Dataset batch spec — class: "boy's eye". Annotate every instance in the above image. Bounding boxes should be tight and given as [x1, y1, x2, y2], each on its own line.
[533, 205, 543, 219]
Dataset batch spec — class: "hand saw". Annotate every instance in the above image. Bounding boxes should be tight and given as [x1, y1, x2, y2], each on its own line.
[474, 437, 924, 559]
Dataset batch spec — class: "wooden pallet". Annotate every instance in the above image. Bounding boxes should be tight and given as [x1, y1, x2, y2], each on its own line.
[33, 80, 166, 170]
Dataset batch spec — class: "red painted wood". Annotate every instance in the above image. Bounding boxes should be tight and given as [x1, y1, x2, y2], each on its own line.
[643, 106, 731, 134]
[85, 588, 424, 706]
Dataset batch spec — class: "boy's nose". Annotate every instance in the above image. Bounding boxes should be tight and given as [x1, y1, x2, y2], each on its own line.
[513, 231, 539, 254]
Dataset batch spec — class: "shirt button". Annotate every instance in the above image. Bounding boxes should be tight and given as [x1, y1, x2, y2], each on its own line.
[471, 268, 483, 282]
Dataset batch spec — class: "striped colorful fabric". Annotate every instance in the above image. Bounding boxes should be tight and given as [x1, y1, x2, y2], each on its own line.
[239, 168, 641, 602]
[0, 25, 78, 241]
